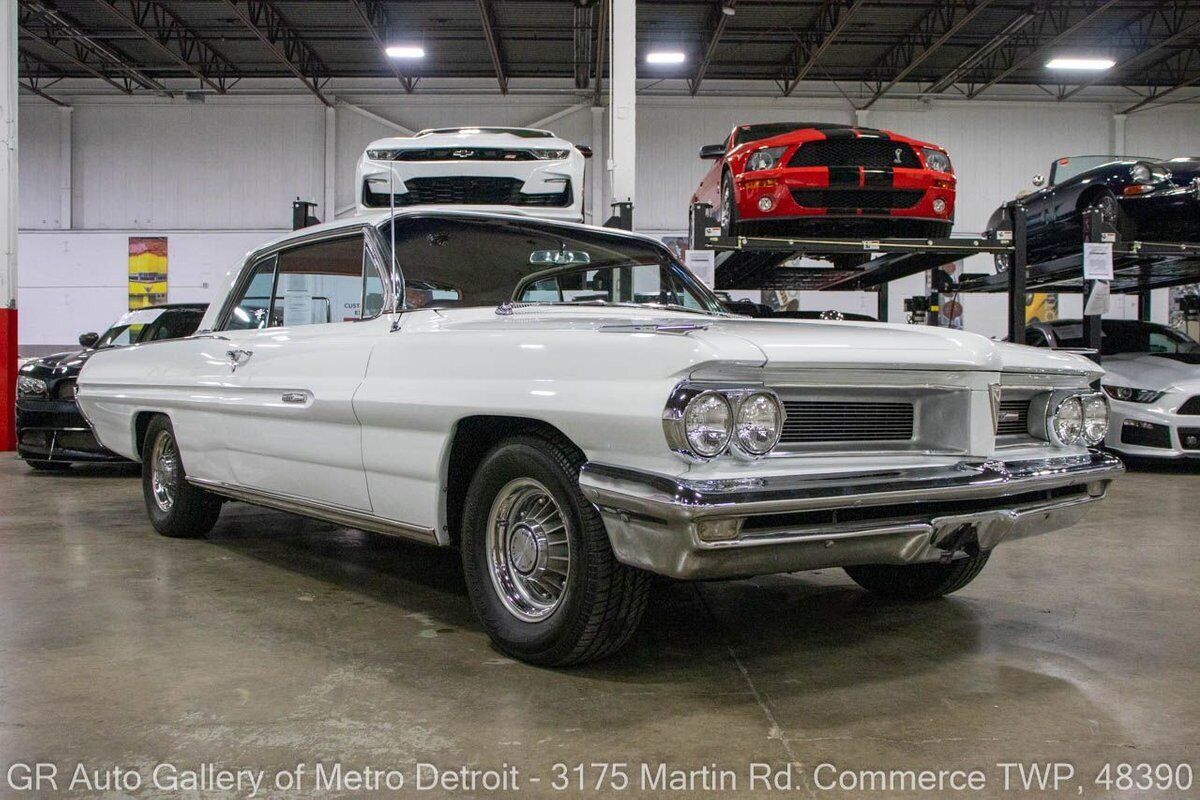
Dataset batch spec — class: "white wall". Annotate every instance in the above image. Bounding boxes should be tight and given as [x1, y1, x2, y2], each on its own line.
[15, 93, 1200, 347]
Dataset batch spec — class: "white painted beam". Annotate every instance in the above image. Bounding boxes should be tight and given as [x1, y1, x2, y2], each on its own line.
[608, 0, 636, 212]
[324, 104, 336, 224]
[590, 105, 604, 224]
[59, 106, 72, 229]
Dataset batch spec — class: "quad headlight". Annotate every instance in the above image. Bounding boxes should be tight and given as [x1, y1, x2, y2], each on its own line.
[1045, 391, 1109, 447]
[745, 146, 786, 172]
[664, 384, 784, 461]
[17, 376, 48, 398]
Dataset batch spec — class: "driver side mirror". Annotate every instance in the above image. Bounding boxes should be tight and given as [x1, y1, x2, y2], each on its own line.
[1032, 174, 1046, 187]
[575, 144, 593, 159]
[699, 143, 725, 160]
[78, 331, 99, 349]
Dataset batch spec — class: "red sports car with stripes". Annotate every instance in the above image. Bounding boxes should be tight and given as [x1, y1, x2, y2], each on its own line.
[692, 122, 956, 244]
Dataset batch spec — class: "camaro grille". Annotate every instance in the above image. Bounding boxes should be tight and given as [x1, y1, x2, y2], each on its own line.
[780, 401, 914, 443]
[788, 139, 920, 169]
[364, 177, 571, 208]
[791, 188, 924, 210]
[384, 148, 539, 161]
[996, 399, 1030, 436]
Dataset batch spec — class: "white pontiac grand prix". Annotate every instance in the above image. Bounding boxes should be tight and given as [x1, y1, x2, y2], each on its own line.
[77, 210, 1124, 665]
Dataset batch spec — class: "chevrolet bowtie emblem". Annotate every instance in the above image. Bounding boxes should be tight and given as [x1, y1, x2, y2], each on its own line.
[452, 149, 474, 158]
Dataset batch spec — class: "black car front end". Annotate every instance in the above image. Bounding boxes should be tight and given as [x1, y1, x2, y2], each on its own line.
[16, 353, 128, 465]
[1119, 162, 1200, 242]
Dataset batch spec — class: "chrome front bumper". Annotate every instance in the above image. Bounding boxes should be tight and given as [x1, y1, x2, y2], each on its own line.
[578, 452, 1124, 580]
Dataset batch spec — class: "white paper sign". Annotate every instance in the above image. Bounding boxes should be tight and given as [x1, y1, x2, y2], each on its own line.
[1083, 242, 1114, 280]
[1084, 280, 1111, 316]
[282, 287, 311, 327]
[685, 249, 716, 287]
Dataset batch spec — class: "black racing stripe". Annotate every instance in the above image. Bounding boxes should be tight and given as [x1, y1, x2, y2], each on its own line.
[828, 165, 859, 186]
[852, 127, 890, 140]
[821, 128, 857, 139]
[862, 167, 894, 187]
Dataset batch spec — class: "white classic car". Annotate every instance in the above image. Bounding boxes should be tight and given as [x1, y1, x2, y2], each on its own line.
[77, 210, 1123, 665]
[1027, 318, 1200, 459]
[355, 126, 587, 221]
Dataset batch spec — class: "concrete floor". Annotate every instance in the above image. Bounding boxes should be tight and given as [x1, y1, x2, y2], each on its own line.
[1, 456, 1197, 799]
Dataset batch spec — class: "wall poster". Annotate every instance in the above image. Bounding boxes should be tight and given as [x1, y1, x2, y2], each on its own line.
[128, 237, 168, 310]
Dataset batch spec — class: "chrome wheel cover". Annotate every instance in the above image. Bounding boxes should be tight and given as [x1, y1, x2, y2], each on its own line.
[486, 478, 571, 623]
[150, 430, 179, 512]
[720, 179, 733, 231]
[994, 251, 1011, 273]
[1097, 194, 1119, 226]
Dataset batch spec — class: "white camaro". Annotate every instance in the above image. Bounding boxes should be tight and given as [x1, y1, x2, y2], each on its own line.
[77, 210, 1123, 665]
[1027, 319, 1200, 459]
[355, 126, 587, 221]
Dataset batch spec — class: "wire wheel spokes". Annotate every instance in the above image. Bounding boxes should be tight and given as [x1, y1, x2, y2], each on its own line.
[486, 478, 572, 623]
[150, 430, 180, 512]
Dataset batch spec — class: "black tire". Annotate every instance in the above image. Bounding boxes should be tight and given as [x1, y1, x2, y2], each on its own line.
[25, 459, 71, 472]
[719, 172, 739, 237]
[460, 433, 651, 666]
[140, 415, 221, 539]
[1083, 190, 1133, 240]
[844, 552, 991, 600]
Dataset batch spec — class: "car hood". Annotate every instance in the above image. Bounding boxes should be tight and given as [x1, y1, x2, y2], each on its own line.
[431, 308, 1100, 377]
[1102, 352, 1200, 391]
[364, 131, 574, 152]
[17, 348, 96, 380]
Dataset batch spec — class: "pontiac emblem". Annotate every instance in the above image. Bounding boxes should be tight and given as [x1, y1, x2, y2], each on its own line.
[988, 384, 1002, 430]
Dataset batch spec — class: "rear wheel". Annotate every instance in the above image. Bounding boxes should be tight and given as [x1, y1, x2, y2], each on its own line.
[461, 433, 651, 666]
[844, 552, 991, 600]
[141, 416, 221, 538]
[25, 459, 71, 472]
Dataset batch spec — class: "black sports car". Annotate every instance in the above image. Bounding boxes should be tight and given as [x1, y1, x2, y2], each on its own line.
[15, 303, 206, 470]
[986, 155, 1200, 270]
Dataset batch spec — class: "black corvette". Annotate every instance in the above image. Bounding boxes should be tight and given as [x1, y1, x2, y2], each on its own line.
[15, 303, 206, 470]
[986, 155, 1200, 270]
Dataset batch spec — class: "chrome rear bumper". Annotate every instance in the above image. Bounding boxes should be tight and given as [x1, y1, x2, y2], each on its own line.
[578, 452, 1124, 580]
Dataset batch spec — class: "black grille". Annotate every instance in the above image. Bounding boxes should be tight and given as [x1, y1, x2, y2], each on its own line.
[780, 401, 914, 444]
[788, 139, 920, 168]
[1121, 420, 1171, 449]
[1178, 396, 1200, 415]
[791, 188, 923, 210]
[1179, 428, 1200, 450]
[364, 177, 571, 208]
[388, 148, 539, 161]
[996, 399, 1030, 436]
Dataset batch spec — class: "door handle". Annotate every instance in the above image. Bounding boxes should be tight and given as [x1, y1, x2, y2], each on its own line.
[226, 348, 253, 372]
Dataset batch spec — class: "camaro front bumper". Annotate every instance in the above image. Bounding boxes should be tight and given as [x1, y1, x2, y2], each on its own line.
[579, 452, 1123, 580]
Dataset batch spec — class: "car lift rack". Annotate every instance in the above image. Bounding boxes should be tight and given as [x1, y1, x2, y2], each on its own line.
[687, 202, 1200, 357]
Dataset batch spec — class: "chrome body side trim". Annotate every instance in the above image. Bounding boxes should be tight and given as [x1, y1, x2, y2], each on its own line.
[578, 451, 1123, 580]
[188, 477, 439, 545]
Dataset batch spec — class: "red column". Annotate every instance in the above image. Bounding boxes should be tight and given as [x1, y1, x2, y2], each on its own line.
[0, 308, 15, 451]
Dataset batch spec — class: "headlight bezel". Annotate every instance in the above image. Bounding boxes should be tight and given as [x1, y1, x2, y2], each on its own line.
[530, 148, 571, 160]
[922, 147, 952, 173]
[744, 146, 786, 172]
[1102, 384, 1164, 404]
[663, 383, 785, 461]
[17, 375, 48, 398]
[1040, 390, 1109, 447]
[366, 148, 400, 161]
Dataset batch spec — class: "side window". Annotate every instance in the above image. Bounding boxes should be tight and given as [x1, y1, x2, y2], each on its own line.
[272, 235, 374, 327]
[225, 256, 277, 331]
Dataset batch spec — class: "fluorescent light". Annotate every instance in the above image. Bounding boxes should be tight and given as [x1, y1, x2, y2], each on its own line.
[386, 45, 425, 59]
[646, 51, 686, 65]
[1046, 57, 1114, 71]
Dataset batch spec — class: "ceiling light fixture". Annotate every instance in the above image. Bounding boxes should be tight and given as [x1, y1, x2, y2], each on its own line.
[386, 45, 425, 59]
[720, 1, 736, 16]
[646, 51, 686, 65]
[1045, 57, 1114, 71]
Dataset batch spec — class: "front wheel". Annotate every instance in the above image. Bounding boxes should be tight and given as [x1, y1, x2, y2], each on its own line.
[141, 415, 222, 538]
[719, 173, 739, 238]
[843, 552, 991, 600]
[460, 433, 650, 666]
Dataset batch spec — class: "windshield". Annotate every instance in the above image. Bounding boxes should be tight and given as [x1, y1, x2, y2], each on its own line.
[95, 307, 204, 348]
[377, 216, 726, 314]
[1050, 155, 1159, 185]
[1049, 321, 1199, 355]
